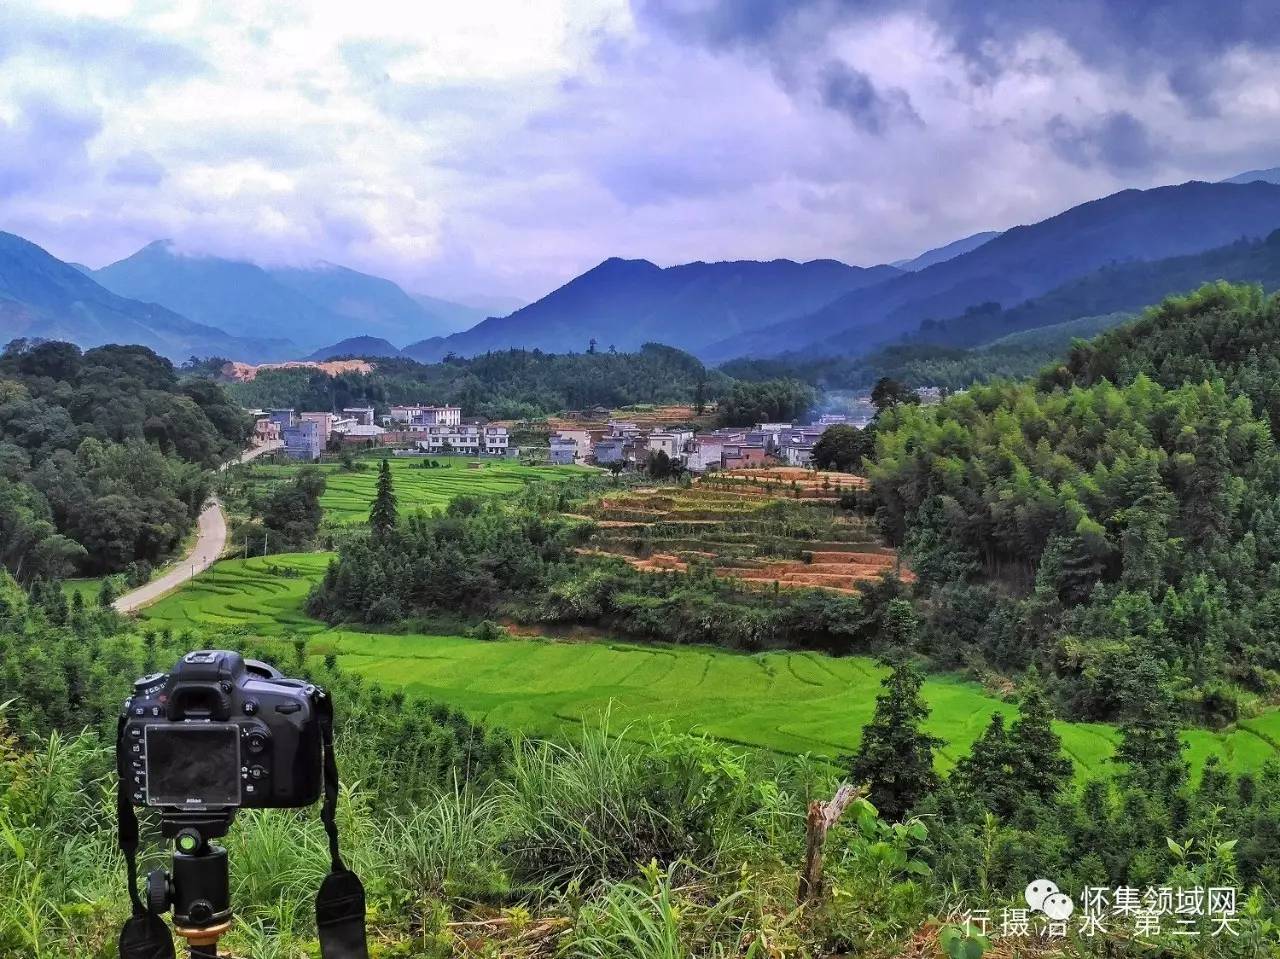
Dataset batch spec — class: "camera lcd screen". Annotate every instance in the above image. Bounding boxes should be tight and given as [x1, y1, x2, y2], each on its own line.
[145, 724, 241, 807]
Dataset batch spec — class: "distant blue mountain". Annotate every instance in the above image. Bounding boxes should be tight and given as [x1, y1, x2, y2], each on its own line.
[704, 180, 1280, 361]
[93, 242, 481, 350]
[403, 257, 901, 362]
[891, 230, 1001, 271]
[308, 335, 403, 360]
[1222, 166, 1280, 185]
[0, 232, 294, 362]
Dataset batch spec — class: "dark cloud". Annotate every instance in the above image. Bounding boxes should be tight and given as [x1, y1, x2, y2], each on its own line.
[106, 151, 167, 187]
[1047, 110, 1158, 174]
[632, 0, 807, 49]
[634, 0, 1280, 109]
[819, 62, 920, 135]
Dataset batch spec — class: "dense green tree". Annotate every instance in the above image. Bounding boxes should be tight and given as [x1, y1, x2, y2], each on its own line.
[1007, 671, 1073, 803]
[810, 423, 871, 472]
[369, 459, 398, 533]
[1114, 659, 1187, 791]
[0, 341, 244, 579]
[226, 343, 727, 421]
[870, 377, 918, 414]
[951, 712, 1023, 817]
[715, 379, 815, 427]
[847, 661, 943, 820]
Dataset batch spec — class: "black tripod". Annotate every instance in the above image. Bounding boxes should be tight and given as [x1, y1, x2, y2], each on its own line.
[147, 811, 236, 958]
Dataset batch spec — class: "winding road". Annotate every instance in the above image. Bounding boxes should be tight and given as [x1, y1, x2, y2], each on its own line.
[113, 440, 282, 614]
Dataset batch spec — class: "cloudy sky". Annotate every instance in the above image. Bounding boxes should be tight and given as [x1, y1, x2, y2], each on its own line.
[2, 0, 1280, 301]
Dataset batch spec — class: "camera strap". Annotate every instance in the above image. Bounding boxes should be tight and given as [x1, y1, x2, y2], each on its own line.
[115, 694, 368, 959]
[314, 690, 370, 959]
[116, 716, 177, 959]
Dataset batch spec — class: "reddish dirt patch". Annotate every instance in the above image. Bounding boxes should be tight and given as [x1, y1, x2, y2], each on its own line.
[221, 359, 374, 382]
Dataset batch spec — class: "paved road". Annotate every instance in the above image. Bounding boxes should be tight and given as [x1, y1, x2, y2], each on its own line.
[114, 440, 282, 613]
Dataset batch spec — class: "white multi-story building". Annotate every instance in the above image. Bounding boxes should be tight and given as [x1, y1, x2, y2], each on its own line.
[388, 405, 462, 429]
[411, 424, 510, 455]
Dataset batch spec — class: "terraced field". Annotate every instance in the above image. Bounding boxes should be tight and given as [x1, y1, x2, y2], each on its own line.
[242, 456, 593, 523]
[578, 467, 908, 593]
[137, 553, 1280, 777]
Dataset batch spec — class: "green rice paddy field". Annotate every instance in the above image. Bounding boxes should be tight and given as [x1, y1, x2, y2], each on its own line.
[138, 552, 1280, 777]
[244, 456, 592, 523]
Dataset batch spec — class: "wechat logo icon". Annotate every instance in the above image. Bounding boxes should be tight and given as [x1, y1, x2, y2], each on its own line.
[1025, 879, 1074, 921]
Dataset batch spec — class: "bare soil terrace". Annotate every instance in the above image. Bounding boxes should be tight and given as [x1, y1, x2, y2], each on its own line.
[573, 466, 910, 594]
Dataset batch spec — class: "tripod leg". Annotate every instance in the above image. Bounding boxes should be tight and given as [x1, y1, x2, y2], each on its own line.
[190, 943, 218, 958]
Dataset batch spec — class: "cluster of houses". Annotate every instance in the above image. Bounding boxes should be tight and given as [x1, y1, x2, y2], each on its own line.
[253, 405, 513, 461]
[549, 414, 851, 471]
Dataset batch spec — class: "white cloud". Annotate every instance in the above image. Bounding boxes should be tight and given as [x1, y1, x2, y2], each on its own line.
[2, 0, 1280, 303]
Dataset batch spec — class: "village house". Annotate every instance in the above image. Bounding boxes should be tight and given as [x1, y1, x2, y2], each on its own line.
[335, 423, 387, 445]
[646, 429, 693, 461]
[409, 423, 511, 456]
[342, 406, 376, 426]
[684, 434, 728, 472]
[549, 428, 594, 464]
[721, 441, 770, 469]
[592, 436, 632, 466]
[386, 404, 462, 429]
[300, 411, 336, 443]
[549, 435, 583, 465]
[281, 417, 322, 461]
[777, 427, 826, 467]
[253, 417, 281, 444]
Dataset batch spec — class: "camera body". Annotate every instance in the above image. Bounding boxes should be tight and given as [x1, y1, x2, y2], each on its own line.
[122, 650, 323, 811]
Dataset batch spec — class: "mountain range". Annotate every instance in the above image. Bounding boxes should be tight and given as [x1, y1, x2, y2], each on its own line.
[7, 169, 1280, 367]
[91, 241, 488, 350]
[700, 179, 1280, 361]
[890, 231, 1001, 271]
[0, 232, 295, 361]
[402, 257, 902, 362]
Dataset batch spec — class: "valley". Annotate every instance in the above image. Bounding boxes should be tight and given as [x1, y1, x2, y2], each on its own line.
[238, 455, 592, 525]
[137, 551, 1280, 777]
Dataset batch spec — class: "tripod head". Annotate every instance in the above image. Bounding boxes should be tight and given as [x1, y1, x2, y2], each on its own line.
[147, 811, 236, 955]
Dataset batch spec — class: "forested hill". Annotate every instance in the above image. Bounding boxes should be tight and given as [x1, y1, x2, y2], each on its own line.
[1046, 280, 1280, 430]
[0, 340, 249, 579]
[914, 229, 1280, 348]
[868, 282, 1280, 727]
[224, 343, 736, 418]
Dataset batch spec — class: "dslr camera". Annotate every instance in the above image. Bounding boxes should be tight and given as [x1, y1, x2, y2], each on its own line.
[122, 649, 323, 810]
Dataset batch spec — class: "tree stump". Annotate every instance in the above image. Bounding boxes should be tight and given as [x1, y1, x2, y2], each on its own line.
[798, 783, 863, 906]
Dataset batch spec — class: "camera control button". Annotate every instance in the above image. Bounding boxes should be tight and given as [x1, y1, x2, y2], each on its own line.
[249, 765, 266, 780]
[274, 702, 301, 714]
[246, 732, 268, 754]
[243, 700, 258, 715]
[132, 706, 145, 717]
[128, 726, 142, 738]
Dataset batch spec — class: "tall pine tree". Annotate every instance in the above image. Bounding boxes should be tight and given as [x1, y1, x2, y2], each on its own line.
[1008, 669, 1073, 803]
[847, 661, 942, 820]
[369, 459, 399, 534]
[1114, 657, 1186, 791]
